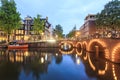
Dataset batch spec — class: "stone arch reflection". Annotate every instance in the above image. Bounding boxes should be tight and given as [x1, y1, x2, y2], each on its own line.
[75, 48, 88, 61]
[76, 41, 88, 60]
[59, 48, 75, 55]
[112, 65, 120, 80]
[76, 42, 83, 56]
[82, 41, 87, 51]
[87, 52, 108, 75]
[83, 52, 87, 60]
[76, 48, 83, 56]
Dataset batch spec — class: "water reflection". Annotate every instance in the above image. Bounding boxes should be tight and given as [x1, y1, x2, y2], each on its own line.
[78, 49, 120, 80]
[0, 48, 119, 80]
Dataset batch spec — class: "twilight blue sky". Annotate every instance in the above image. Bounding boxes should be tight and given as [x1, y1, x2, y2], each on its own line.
[15, 0, 112, 34]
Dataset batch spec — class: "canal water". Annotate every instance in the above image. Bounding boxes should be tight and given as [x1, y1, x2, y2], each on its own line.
[0, 48, 119, 80]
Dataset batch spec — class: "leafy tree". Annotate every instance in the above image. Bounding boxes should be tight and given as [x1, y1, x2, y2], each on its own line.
[66, 26, 76, 38]
[0, 0, 21, 42]
[96, 0, 120, 31]
[33, 14, 45, 34]
[54, 24, 63, 38]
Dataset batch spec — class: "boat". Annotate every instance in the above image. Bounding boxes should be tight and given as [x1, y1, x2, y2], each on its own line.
[8, 41, 28, 49]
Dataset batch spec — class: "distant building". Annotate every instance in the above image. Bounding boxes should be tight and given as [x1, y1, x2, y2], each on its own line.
[41, 17, 51, 40]
[13, 16, 33, 41]
[52, 28, 58, 39]
[80, 14, 96, 39]
[13, 16, 52, 41]
[0, 30, 6, 42]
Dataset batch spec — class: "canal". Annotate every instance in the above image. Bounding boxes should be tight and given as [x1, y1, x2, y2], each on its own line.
[0, 48, 119, 80]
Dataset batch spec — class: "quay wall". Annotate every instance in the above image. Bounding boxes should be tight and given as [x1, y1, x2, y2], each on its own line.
[28, 42, 59, 48]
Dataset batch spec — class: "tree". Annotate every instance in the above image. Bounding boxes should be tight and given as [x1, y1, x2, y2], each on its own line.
[54, 24, 63, 38]
[96, 0, 120, 30]
[0, 0, 21, 42]
[32, 14, 45, 40]
[66, 26, 76, 38]
[33, 14, 44, 35]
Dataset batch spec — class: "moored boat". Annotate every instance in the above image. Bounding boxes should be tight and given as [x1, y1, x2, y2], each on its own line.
[8, 41, 28, 49]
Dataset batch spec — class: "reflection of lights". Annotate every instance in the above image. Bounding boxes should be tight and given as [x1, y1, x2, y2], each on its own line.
[98, 62, 108, 75]
[41, 57, 44, 63]
[76, 58, 80, 65]
[83, 52, 87, 60]
[88, 51, 108, 74]
[88, 53, 96, 71]
[76, 42, 83, 56]
[25, 51, 29, 57]
[56, 53, 58, 56]
[76, 48, 82, 56]
[76, 54, 78, 58]
[105, 62, 108, 71]
[47, 39, 56, 43]
[9, 56, 15, 62]
[59, 48, 74, 54]
[16, 56, 23, 62]
[112, 65, 118, 80]
[98, 70, 105, 75]
[45, 54, 48, 61]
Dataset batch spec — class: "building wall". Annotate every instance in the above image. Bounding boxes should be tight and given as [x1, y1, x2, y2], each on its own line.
[12, 16, 52, 41]
[0, 30, 6, 41]
[80, 14, 96, 39]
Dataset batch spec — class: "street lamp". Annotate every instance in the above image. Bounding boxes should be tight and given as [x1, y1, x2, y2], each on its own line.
[75, 31, 80, 40]
[41, 32, 44, 40]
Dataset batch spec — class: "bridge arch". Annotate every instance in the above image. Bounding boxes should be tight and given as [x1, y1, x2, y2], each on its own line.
[111, 43, 120, 63]
[59, 48, 75, 54]
[82, 41, 87, 51]
[76, 42, 83, 56]
[82, 41, 88, 60]
[88, 39, 109, 59]
[59, 41, 74, 49]
[76, 42, 82, 49]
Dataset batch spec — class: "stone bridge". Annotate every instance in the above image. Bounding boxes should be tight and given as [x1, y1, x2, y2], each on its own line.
[59, 39, 120, 63]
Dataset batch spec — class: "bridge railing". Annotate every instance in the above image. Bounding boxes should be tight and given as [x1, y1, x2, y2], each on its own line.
[78, 31, 120, 41]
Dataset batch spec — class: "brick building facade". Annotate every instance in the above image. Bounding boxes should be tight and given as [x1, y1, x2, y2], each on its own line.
[80, 14, 96, 39]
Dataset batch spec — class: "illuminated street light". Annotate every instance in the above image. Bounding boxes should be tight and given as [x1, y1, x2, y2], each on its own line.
[75, 30, 80, 40]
